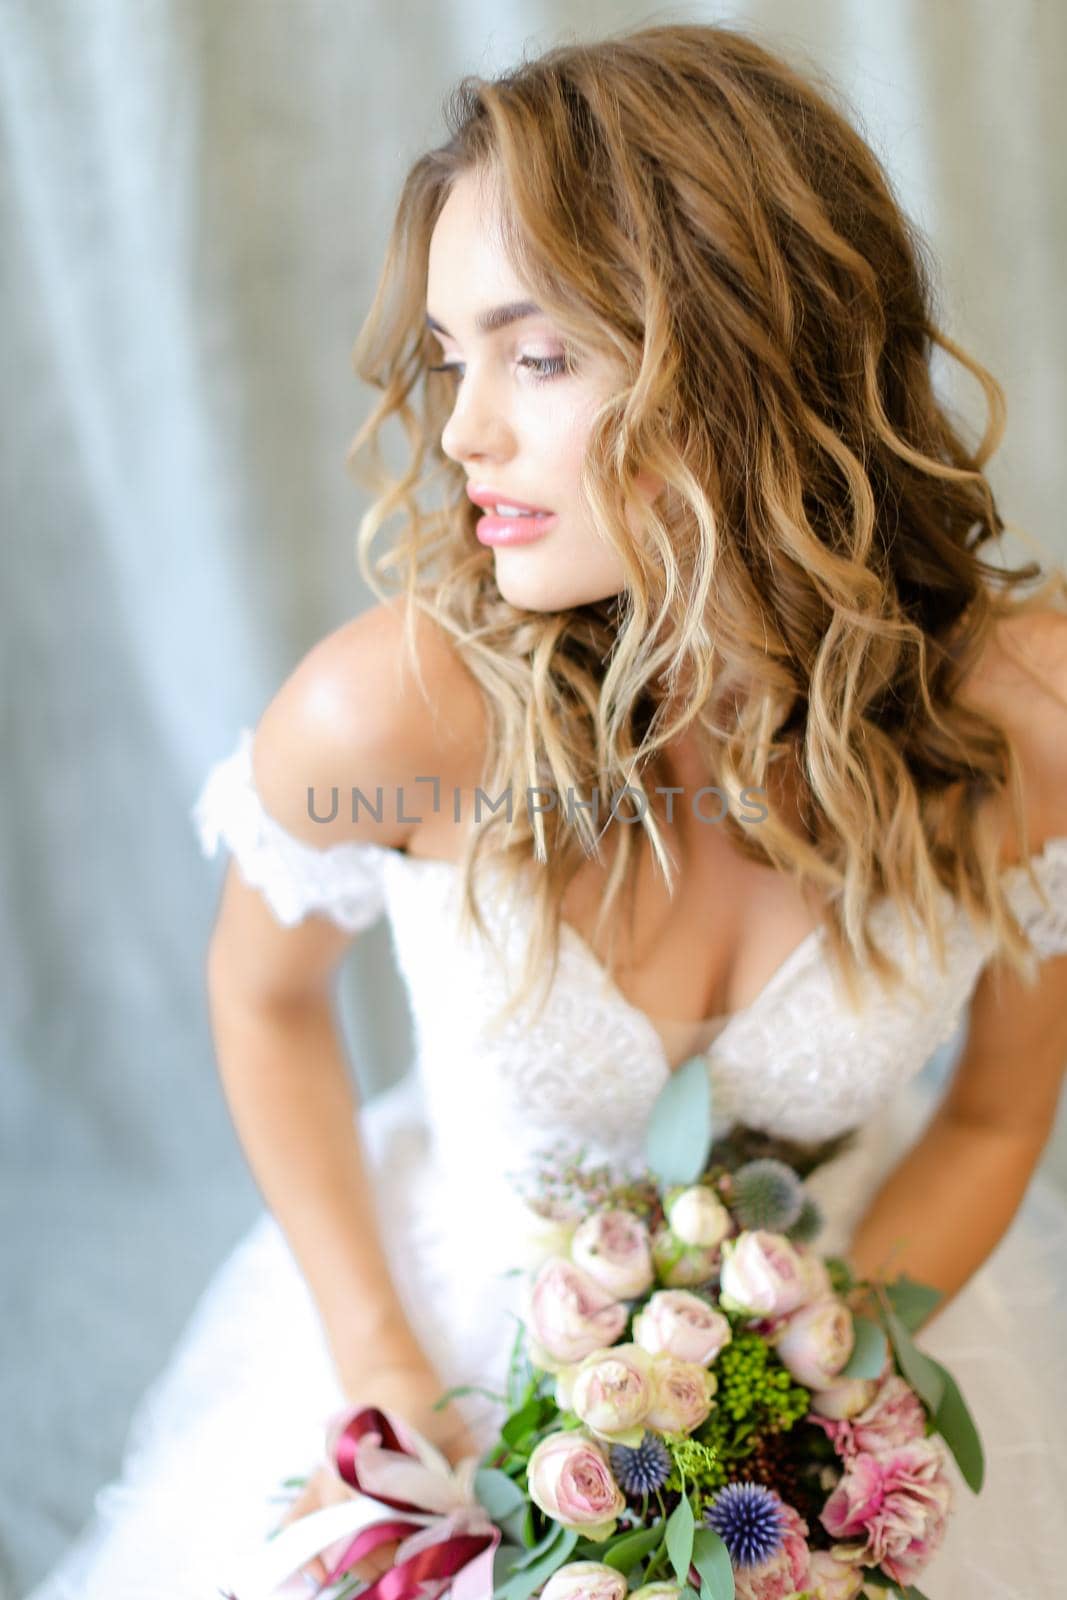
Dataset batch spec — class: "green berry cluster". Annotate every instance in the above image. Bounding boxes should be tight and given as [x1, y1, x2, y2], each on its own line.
[715, 1330, 811, 1428]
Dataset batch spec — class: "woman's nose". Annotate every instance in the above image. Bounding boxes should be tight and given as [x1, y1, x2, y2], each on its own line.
[440, 375, 513, 465]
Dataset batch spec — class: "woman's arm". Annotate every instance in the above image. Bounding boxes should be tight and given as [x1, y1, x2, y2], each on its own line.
[206, 947, 425, 1390]
[847, 944, 1067, 1331]
[201, 598, 487, 1431]
[849, 616, 1067, 1327]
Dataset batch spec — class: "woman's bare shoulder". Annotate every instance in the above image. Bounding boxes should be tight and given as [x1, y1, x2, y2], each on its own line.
[957, 606, 1067, 857]
[250, 597, 489, 851]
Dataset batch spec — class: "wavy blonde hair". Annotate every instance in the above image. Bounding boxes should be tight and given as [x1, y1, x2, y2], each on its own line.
[346, 21, 1067, 1031]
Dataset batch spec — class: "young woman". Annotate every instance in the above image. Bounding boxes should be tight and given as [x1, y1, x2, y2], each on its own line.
[30, 22, 1067, 1599]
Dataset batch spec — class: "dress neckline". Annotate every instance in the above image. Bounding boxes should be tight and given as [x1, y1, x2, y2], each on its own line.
[390, 835, 1067, 1080]
[390, 850, 829, 1076]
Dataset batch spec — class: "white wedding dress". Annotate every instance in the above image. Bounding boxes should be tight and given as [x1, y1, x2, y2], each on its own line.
[27, 727, 1067, 1599]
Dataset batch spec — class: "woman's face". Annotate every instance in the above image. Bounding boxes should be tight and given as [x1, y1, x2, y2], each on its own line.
[426, 169, 656, 612]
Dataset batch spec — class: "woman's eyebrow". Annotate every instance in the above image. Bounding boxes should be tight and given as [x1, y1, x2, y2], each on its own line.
[425, 300, 544, 338]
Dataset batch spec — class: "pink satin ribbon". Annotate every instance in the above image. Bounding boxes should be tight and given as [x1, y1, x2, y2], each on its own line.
[315, 1406, 500, 1600]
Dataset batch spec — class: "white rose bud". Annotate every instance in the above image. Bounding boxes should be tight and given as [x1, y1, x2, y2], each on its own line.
[665, 1185, 731, 1249]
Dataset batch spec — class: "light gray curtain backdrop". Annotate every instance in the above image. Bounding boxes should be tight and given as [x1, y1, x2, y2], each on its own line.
[2, 1, 1064, 1592]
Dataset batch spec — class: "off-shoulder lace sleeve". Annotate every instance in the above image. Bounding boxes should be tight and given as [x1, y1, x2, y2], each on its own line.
[189, 727, 391, 934]
[1002, 837, 1067, 962]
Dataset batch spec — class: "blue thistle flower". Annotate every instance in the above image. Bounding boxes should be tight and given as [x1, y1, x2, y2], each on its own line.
[786, 1193, 824, 1244]
[732, 1159, 805, 1232]
[608, 1433, 671, 1495]
[704, 1481, 785, 1568]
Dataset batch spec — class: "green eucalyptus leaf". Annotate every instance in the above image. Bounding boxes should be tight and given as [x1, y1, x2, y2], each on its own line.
[884, 1274, 943, 1334]
[930, 1359, 985, 1493]
[474, 1468, 527, 1521]
[646, 1055, 714, 1187]
[883, 1309, 945, 1414]
[496, 1527, 578, 1600]
[501, 1400, 544, 1447]
[492, 1542, 528, 1589]
[497, 1507, 528, 1547]
[507, 1523, 571, 1573]
[601, 1524, 665, 1575]
[665, 1495, 696, 1587]
[691, 1526, 735, 1600]
[838, 1314, 888, 1380]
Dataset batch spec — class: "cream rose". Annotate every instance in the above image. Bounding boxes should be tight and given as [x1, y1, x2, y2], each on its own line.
[809, 1375, 879, 1420]
[645, 1356, 717, 1434]
[571, 1208, 655, 1299]
[633, 1290, 732, 1366]
[540, 1562, 628, 1600]
[556, 1344, 655, 1443]
[526, 1431, 626, 1540]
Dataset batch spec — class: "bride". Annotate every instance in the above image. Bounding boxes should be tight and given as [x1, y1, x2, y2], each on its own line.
[30, 21, 1067, 1600]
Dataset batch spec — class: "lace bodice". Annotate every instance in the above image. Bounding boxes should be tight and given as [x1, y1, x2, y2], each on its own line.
[192, 727, 1067, 1224]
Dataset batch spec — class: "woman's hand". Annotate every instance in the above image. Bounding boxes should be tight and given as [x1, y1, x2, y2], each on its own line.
[279, 1355, 482, 1590]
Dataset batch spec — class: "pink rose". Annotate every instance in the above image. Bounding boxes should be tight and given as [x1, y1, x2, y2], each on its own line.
[571, 1208, 655, 1299]
[527, 1431, 626, 1540]
[805, 1549, 864, 1599]
[734, 1501, 811, 1600]
[557, 1345, 656, 1442]
[812, 1373, 927, 1459]
[774, 1298, 854, 1389]
[633, 1290, 732, 1367]
[820, 1437, 955, 1586]
[719, 1232, 810, 1319]
[527, 1257, 628, 1370]
[809, 1377, 878, 1420]
[541, 1561, 628, 1600]
[644, 1357, 717, 1434]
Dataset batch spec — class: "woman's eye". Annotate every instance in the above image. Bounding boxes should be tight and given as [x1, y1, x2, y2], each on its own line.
[517, 354, 568, 380]
[425, 354, 569, 383]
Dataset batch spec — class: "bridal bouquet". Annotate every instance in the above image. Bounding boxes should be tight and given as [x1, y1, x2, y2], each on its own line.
[228, 1060, 982, 1600]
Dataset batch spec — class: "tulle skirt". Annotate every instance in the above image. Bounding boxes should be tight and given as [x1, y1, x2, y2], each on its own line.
[25, 1071, 1067, 1599]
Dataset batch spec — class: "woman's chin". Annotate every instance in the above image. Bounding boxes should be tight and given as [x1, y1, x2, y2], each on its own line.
[493, 559, 625, 614]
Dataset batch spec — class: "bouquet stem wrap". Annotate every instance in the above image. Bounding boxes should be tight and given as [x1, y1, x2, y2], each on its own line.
[222, 1406, 499, 1600]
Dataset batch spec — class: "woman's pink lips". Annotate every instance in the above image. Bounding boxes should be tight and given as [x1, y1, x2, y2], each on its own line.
[475, 509, 557, 546]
